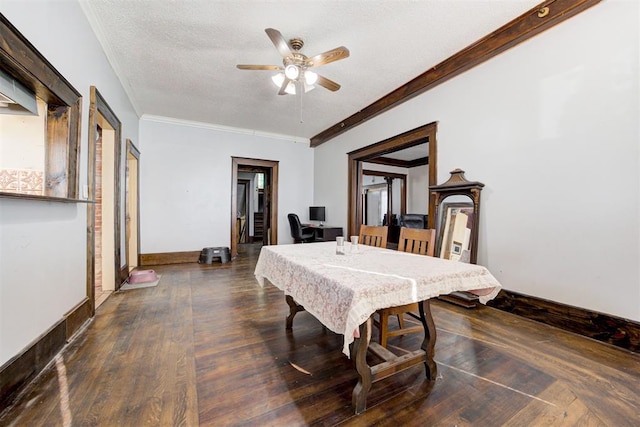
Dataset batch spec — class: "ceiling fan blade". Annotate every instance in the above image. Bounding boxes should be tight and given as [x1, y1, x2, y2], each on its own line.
[316, 74, 341, 92]
[236, 64, 282, 71]
[307, 46, 350, 67]
[265, 28, 292, 58]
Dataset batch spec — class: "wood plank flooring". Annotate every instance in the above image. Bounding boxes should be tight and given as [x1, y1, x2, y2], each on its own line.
[2, 243, 639, 426]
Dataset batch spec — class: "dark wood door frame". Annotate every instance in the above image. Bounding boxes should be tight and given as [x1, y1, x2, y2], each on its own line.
[231, 157, 279, 258]
[348, 122, 437, 238]
[125, 139, 141, 271]
[87, 86, 122, 315]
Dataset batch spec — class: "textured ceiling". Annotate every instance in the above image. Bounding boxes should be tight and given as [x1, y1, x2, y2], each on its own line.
[80, 0, 541, 142]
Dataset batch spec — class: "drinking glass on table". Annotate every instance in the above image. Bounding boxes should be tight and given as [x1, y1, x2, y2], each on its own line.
[336, 236, 346, 255]
[350, 236, 359, 253]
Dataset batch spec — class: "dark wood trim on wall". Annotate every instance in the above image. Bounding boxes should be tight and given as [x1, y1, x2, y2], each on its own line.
[124, 139, 141, 277]
[488, 289, 640, 353]
[230, 157, 279, 258]
[0, 300, 91, 411]
[87, 86, 123, 316]
[0, 14, 79, 105]
[140, 251, 201, 266]
[366, 156, 429, 169]
[0, 13, 83, 200]
[64, 298, 91, 340]
[347, 122, 438, 236]
[310, 0, 601, 147]
[348, 123, 437, 237]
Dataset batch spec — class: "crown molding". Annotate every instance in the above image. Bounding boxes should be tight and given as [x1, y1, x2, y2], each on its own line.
[140, 114, 310, 145]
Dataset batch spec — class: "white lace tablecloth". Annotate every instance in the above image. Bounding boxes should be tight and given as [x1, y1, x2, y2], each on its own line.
[254, 241, 501, 356]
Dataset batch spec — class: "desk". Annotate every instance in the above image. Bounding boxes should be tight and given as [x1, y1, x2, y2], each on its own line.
[304, 224, 343, 241]
[254, 241, 501, 413]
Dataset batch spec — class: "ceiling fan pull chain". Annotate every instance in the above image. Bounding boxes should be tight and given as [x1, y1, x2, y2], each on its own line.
[298, 81, 304, 123]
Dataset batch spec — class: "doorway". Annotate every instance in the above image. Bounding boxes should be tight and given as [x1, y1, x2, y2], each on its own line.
[236, 179, 251, 243]
[230, 157, 279, 258]
[87, 86, 122, 314]
[125, 140, 140, 273]
[347, 122, 437, 237]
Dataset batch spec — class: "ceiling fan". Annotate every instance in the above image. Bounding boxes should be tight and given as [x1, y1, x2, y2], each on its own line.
[237, 28, 349, 95]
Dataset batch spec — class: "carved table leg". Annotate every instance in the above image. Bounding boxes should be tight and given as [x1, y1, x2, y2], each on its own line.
[351, 317, 373, 414]
[285, 295, 305, 330]
[419, 299, 438, 380]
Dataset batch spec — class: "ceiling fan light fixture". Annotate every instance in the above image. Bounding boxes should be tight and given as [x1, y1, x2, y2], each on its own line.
[285, 81, 296, 95]
[272, 72, 315, 95]
[271, 73, 285, 87]
[304, 70, 318, 86]
[284, 64, 299, 80]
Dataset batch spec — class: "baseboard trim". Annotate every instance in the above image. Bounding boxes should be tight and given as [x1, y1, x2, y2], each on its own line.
[0, 320, 65, 411]
[140, 251, 200, 266]
[0, 298, 92, 412]
[488, 289, 640, 353]
[64, 298, 92, 340]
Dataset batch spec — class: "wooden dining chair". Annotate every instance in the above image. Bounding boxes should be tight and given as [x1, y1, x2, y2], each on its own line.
[358, 225, 389, 248]
[375, 227, 437, 347]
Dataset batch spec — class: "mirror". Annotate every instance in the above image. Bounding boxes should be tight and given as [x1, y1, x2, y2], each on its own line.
[436, 195, 474, 262]
[430, 169, 484, 264]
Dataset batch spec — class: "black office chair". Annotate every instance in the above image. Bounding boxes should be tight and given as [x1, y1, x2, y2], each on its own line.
[287, 213, 315, 243]
[399, 214, 428, 229]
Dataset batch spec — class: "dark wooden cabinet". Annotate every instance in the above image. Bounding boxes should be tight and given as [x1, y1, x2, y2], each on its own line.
[312, 226, 343, 242]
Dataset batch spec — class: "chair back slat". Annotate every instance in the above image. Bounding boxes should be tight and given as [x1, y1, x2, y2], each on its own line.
[358, 225, 388, 248]
[398, 227, 436, 256]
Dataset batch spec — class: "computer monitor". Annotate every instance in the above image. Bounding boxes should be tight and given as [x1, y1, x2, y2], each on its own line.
[309, 206, 326, 224]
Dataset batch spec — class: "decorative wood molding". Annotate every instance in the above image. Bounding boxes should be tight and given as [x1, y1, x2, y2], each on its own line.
[230, 157, 279, 258]
[348, 123, 437, 237]
[140, 251, 201, 266]
[0, 299, 92, 411]
[0, 14, 80, 106]
[124, 139, 141, 278]
[362, 170, 406, 180]
[87, 86, 123, 314]
[366, 156, 429, 169]
[310, 0, 601, 147]
[488, 289, 640, 353]
[0, 13, 83, 198]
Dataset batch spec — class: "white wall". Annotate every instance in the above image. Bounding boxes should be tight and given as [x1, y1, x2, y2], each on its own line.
[314, 1, 639, 321]
[407, 166, 429, 214]
[138, 117, 314, 251]
[0, 2, 139, 365]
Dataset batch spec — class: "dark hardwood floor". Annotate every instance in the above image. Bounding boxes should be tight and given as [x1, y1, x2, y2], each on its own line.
[2, 243, 639, 426]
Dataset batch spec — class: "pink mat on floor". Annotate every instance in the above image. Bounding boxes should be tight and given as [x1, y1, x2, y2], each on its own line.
[127, 269, 158, 284]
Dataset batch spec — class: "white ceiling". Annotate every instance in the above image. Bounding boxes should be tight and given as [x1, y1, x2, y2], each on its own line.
[80, 0, 541, 142]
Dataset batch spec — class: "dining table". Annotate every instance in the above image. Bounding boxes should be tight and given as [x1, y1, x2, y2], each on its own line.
[254, 240, 502, 414]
